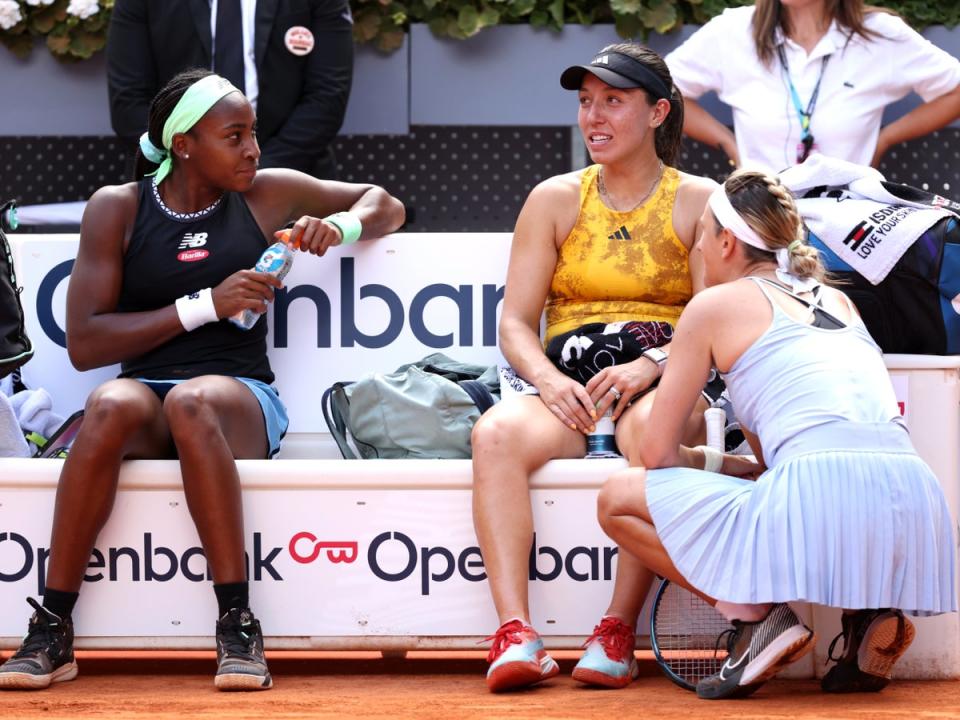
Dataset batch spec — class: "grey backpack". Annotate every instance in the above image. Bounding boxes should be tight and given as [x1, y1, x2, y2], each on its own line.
[322, 353, 499, 459]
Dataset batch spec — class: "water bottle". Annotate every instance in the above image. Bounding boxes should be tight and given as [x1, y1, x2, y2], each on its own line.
[0, 202, 17, 232]
[229, 240, 295, 330]
[585, 406, 619, 458]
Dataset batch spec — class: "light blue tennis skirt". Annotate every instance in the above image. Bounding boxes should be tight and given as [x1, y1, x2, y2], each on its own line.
[139, 377, 288, 458]
[646, 422, 956, 614]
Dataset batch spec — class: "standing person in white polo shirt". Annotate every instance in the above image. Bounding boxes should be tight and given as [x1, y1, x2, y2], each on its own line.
[665, 0, 960, 172]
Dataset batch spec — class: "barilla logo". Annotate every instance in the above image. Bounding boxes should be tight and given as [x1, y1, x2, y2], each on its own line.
[177, 249, 210, 262]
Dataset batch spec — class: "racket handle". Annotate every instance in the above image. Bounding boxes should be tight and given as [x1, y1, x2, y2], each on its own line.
[704, 407, 725, 451]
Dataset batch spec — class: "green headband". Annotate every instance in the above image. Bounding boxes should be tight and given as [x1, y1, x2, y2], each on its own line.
[148, 74, 242, 186]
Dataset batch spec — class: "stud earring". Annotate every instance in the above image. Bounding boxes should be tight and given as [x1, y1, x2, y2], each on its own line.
[184, 154, 190, 159]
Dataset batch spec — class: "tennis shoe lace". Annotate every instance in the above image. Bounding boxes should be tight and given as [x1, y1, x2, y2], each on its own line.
[714, 622, 741, 661]
[582, 616, 635, 662]
[483, 619, 527, 664]
[219, 610, 260, 661]
[13, 598, 62, 658]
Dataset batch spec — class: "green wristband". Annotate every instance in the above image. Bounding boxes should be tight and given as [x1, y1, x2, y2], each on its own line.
[324, 211, 362, 245]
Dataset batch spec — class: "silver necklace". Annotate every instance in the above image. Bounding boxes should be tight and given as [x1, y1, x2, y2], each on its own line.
[598, 161, 665, 212]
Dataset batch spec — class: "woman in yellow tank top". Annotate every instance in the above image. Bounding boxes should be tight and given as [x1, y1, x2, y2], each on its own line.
[472, 43, 718, 693]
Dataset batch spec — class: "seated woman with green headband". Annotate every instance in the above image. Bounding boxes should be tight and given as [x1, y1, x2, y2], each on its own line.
[0, 69, 405, 693]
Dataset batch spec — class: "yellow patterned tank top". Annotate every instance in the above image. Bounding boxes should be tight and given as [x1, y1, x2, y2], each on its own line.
[545, 164, 692, 344]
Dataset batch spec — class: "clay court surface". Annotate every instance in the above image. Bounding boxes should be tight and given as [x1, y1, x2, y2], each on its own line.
[0, 650, 956, 719]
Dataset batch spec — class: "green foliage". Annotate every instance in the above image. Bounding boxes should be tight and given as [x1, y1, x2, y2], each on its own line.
[0, 0, 113, 61]
[350, 0, 954, 51]
[0, 0, 955, 60]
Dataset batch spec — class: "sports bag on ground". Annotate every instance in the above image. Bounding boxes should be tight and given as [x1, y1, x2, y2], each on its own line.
[321, 353, 499, 459]
[0, 200, 33, 378]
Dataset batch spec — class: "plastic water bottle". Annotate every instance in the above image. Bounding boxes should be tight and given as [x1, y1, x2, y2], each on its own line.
[229, 240, 294, 330]
[585, 407, 619, 458]
[0, 202, 17, 232]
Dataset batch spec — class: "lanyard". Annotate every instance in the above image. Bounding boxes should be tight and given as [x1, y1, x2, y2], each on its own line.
[777, 44, 831, 142]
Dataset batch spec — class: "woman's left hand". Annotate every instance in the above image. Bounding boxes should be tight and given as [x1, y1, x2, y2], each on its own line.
[585, 357, 660, 421]
[280, 215, 345, 256]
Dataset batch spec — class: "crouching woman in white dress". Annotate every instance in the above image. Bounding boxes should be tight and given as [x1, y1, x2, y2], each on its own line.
[597, 169, 956, 700]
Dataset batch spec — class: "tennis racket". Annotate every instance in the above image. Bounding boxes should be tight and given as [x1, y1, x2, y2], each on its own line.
[649, 578, 733, 691]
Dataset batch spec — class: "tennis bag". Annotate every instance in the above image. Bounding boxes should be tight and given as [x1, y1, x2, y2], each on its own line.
[810, 216, 960, 355]
[321, 353, 499, 459]
[794, 180, 960, 355]
[0, 200, 33, 378]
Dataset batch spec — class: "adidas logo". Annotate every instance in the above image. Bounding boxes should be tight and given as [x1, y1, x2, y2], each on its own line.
[608, 226, 631, 241]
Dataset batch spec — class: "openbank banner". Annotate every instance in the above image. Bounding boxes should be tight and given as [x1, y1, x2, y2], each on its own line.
[0, 465, 626, 639]
[10, 233, 511, 434]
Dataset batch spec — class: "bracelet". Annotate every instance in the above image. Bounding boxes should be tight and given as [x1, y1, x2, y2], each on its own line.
[324, 211, 362, 245]
[696, 445, 724, 473]
[175, 288, 218, 331]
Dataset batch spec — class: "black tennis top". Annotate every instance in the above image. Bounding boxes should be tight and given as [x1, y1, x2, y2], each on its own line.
[116, 179, 274, 384]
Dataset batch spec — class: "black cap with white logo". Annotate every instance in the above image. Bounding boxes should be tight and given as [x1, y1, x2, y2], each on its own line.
[560, 51, 671, 100]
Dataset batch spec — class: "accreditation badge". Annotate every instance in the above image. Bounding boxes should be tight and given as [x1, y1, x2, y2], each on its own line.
[284, 26, 315, 56]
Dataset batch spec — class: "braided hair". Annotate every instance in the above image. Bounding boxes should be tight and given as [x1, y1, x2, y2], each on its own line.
[720, 170, 826, 283]
[134, 68, 215, 181]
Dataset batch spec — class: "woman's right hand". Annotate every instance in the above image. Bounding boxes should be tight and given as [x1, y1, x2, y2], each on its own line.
[721, 453, 764, 480]
[211, 270, 284, 319]
[536, 370, 597, 434]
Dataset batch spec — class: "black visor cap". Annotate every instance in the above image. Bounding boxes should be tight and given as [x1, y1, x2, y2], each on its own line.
[560, 51, 671, 100]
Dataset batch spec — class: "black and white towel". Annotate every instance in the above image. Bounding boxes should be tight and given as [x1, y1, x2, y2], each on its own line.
[545, 320, 673, 384]
[780, 154, 957, 284]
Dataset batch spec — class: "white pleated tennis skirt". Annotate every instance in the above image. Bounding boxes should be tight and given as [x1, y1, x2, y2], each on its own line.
[646, 422, 957, 614]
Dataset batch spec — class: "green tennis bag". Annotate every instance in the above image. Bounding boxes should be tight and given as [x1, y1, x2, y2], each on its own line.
[322, 353, 499, 459]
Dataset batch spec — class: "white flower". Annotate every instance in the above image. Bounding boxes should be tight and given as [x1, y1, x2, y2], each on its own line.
[24, 0, 56, 6]
[66, 0, 99, 19]
[0, 0, 22, 31]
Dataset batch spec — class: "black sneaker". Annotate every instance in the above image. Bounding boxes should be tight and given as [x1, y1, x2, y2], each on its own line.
[821, 609, 915, 693]
[214, 608, 272, 691]
[0, 598, 78, 690]
[696, 603, 816, 700]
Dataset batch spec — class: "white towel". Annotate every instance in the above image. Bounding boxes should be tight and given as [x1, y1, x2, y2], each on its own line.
[780, 154, 955, 284]
[8, 388, 65, 453]
[0, 392, 30, 457]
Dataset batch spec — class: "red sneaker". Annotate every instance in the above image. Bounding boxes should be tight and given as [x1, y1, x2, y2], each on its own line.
[484, 619, 559, 692]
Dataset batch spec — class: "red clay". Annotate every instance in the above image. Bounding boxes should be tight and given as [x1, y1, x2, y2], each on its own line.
[0, 650, 956, 719]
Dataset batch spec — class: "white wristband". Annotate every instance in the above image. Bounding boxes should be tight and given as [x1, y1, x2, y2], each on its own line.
[175, 288, 218, 332]
[697, 445, 724, 473]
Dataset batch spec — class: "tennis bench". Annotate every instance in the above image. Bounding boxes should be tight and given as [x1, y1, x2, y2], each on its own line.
[0, 233, 957, 682]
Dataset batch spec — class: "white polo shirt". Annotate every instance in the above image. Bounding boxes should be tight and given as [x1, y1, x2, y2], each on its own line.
[666, 6, 960, 172]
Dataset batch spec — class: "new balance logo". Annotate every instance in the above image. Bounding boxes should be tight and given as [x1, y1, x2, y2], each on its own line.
[842, 221, 874, 252]
[179, 232, 208, 249]
[608, 226, 631, 241]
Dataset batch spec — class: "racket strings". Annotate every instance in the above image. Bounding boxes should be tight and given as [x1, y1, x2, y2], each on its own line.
[652, 581, 733, 689]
